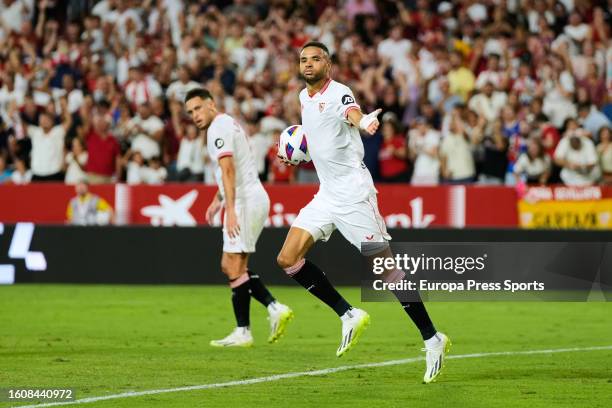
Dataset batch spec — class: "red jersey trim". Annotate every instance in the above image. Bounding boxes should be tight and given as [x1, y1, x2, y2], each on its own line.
[307, 78, 332, 98]
[218, 152, 233, 160]
[344, 105, 360, 118]
[319, 78, 332, 95]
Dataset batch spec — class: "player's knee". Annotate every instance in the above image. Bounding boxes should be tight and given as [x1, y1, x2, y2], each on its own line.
[277, 251, 299, 271]
[276, 252, 291, 270]
[277, 253, 306, 277]
[220, 258, 239, 278]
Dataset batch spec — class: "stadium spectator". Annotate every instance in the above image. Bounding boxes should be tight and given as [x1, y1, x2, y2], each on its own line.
[10, 157, 31, 184]
[536, 114, 562, 158]
[542, 50, 578, 128]
[259, 104, 287, 135]
[578, 103, 612, 140]
[64, 137, 88, 185]
[576, 62, 607, 108]
[511, 61, 538, 104]
[476, 119, 509, 185]
[126, 102, 164, 160]
[475, 54, 507, 90]
[447, 51, 475, 102]
[176, 123, 205, 182]
[0, 74, 24, 112]
[84, 112, 121, 184]
[143, 156, 167, 184]
[468, 80, 507, 125]
[25, 98, 71, 181]
[440, 110, 476, 183]
[124, 64, 162, 109]
[554, 129, 601, 186]
[514, 137, 551, 185]
[247, 120, 275, 181]
[377, 25, 411, 75]
[125, 150, 145, 185]
[53, 74, 84, 114]
[378, 113, 409, 182]
[66, 180, 113, 225]
[409, 116, 441, 186]
[166, 65, 200, 103]
[18, 95, 40, 126]
[430, 77, 462, 117]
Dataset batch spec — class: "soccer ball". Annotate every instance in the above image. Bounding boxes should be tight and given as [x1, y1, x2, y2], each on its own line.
[279, 125, 310, 165]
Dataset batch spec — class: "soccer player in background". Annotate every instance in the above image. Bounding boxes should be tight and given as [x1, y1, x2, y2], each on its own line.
[185, 88, 293, 347]
[276, 42, 450, 383]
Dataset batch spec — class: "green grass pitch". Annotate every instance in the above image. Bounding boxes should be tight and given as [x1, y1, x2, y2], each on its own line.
[1, 285, 611, 408]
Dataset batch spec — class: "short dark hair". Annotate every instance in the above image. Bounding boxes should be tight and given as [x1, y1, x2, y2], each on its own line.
[184, 88, 213, 104]
[301, 41, 330, 56]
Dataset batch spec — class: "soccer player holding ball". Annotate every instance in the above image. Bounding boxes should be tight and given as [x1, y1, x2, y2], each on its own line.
[276, 42, 450, 383]
[184, 88, 293, 347]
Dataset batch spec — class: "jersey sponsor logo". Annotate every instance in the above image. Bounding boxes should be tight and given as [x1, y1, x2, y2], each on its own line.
[319, 102, 326, 112]
[365, 234, 374, 240]
[341, 94, 355, 105]
[214, 138, 224, 149]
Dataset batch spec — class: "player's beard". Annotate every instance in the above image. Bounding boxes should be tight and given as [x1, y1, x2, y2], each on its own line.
[300, 70, 325, 85]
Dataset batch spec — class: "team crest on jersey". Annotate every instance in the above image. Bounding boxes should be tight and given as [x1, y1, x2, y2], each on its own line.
[341, 94, 355, 105]
[319, 102, 326, 112]
[215, 138, 224, 148]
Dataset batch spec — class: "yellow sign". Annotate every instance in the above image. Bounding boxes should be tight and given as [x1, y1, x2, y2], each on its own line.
[518, 199, 612, 229]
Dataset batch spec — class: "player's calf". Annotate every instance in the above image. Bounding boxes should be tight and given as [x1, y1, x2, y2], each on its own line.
[364, 246, 450, 381]
[210, 253, 253, 348]
[282, 258, 352, 317]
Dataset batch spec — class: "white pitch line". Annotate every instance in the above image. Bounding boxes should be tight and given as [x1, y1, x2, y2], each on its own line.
[12, 345, 612, 408]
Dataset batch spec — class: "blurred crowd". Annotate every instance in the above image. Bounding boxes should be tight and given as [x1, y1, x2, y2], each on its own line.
[0, 0, 611, 187]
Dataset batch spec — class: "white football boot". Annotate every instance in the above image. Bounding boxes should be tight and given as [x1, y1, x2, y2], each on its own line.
[267, 302, 294, 343]
[422, 332, 451, 383]
[336, 308, 370, 357]
[210, 327, 253, 347]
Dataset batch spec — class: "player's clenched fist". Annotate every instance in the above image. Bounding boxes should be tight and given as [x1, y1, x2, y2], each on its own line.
[359, 108, 382, 135]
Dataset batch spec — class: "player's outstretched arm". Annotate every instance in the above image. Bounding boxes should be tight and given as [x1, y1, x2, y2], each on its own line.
[347, 108, 382, 136]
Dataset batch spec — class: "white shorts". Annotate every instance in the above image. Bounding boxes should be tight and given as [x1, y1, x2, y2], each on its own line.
[223, 190, 270, 253]
[292, 192, 391, 252]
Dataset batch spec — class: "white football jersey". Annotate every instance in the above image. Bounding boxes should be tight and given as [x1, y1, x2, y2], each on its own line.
[207, 113, 264, 200]
[299, 79, 376, 204]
